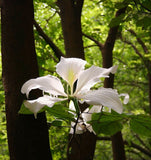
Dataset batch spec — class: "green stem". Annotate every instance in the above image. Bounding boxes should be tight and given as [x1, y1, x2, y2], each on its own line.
[72, 97, 80, 115]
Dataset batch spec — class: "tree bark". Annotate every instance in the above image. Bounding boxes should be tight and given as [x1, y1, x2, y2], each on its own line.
[1, 0, 52, 159]
[57, 1, 96, 159]
[57, 0, 84, 58]
[102, 7, 127, 160]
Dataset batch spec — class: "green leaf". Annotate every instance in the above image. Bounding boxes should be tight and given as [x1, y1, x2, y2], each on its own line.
[91, 111, 124, 135]
[19, 103, 34, 114]
[130, 114, 151, 137]
[114, 2, 127, 9]
[51, 120, 63, 127]
[137, 16, 151, 29]
[45, 103, 75, 122]
[92, 120, 122, 135]
[109, 14, 125, 27]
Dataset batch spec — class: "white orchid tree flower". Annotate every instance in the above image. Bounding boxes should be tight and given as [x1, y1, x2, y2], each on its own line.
[21, 57, 123, 118]
[70, 101, 102, 134]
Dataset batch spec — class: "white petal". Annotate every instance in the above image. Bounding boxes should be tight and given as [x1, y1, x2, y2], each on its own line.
[70, 121, 86, 134]
[119, 93, 129, 104]
[78, 88, 123, 114]
[74, 65, 118, 95]
[21, 75, 67, 98]
[68, 100, 76, 116]
[82, 105, 102, 123]
[69, 100, 75, 111]
[24, 95, 65, 118]
[56, 57, 86, 88]
[86, 125, 96, 134]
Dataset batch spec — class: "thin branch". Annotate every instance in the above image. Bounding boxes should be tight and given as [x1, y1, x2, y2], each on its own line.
[97, 136, 151, 157]
[67, 114, 80, 160]
[46, 11, 57, 23]
[134, 134, 151, 152]
[128, 29, 149, 54]
[113, 56, 127, 65]
[137, 0, 151, 12]
[84, 44, 98, 49]
[124, 141, 151, 157]
[83, 33, 104, 50]
[120, 35, 144, 59]
[33, 19, 64, 60]
[127, 149, 146, 160]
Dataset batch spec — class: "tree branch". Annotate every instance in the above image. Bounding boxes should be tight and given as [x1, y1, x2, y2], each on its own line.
[136, 0, 151, 12]
[83, 33, 104, 50]
[104, 7, 127, 50]
[33, 19, 64, 60]
[128, 29, 149, 53]
[97, 136, 151, 157]
[120, 34, 144, 60]
[134, 134, 151, 152]
[124, 141, 151, 157]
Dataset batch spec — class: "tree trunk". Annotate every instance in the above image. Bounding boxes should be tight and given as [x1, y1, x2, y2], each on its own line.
[57, 1, 96, 159]
[57, 0, 84, 58]
[102, 8, 126, 160]
[1, 0, 52, 159]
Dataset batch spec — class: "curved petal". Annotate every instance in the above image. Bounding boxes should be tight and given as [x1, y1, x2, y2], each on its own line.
[82, 105, 102, 122]
[74, 65, 118, 95]
[78, 88, 123, 114]
[21, 75, 67, 98]
[24, 95, 65, 118]
[70, 122, 85, 134]
[56, 57, 86, 89]
[119, 93, 129, 104]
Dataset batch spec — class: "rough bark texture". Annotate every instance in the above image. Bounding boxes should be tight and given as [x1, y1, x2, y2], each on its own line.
[68, 132, 97, 160]
[57, 0, 84, 58]
[57, 0, 96, 159]
[1, 0, 52, 159]
[102, 7, 127, 160]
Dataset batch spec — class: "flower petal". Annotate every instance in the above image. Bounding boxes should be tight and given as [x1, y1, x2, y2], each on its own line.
[119, 93, 129, 104]
[82, 105, 102, 122]
[21, 75, 67, 98]
[56, 57, 86, 89]
[70, 121, 86, 134]
[24, 95, 65, 118]
[78, 88, 123, 114]
[74, 65, 118, 95]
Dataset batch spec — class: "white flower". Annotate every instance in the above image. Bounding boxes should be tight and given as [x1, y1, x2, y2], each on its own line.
[21, 57, 123, 118]
[70, 104, 102, 134]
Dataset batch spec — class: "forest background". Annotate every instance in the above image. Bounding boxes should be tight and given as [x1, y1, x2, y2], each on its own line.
[0, 0, 151, 160]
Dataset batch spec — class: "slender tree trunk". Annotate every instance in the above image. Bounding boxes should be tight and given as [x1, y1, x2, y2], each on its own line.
[102, 7, 127, 160]
[57, 0, 84, 58]
[1, 0, 52, 159]
[57, 1, 97, 159]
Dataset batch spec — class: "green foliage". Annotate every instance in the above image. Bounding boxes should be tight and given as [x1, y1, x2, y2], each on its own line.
[130, 114, 151, 137]
[1, 0, 151, 159]
[19, 103, 34, 114]
[91, 111, 123, 135]
[109, 13, 125, 27]
[91, 111, 151, 138]
[45, 102, 75, 122]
